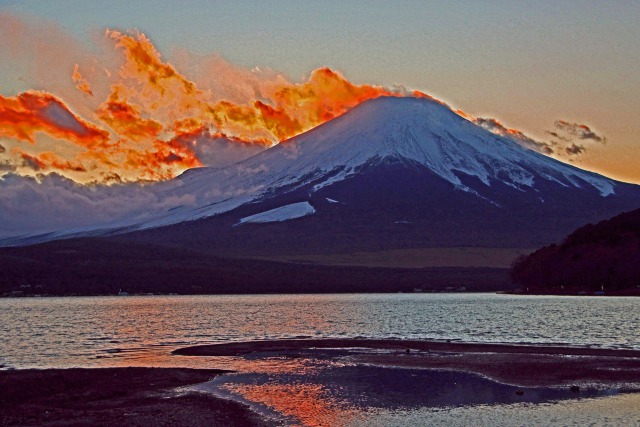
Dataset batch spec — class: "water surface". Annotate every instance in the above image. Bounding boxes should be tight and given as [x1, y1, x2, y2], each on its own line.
[2, 293, 639, 426]
[1, 293, 639, 369]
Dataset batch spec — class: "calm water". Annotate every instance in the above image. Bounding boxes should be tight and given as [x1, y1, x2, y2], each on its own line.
[2, 293, 640, 426]
[1, 293, 639, 369]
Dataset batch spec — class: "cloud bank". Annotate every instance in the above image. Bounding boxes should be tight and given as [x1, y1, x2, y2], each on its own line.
[1, 14, 408, 183]
[5, 12, 585, 185]
[0, 173, 194, 237]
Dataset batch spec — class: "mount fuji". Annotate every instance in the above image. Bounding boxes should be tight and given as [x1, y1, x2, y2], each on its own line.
[105, 96, 640, 257]
[3, 96, 640, 294]
[2, 96, 640, 260]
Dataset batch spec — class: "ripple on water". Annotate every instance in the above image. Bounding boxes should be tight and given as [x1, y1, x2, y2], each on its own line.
[1, 294, 639, 368]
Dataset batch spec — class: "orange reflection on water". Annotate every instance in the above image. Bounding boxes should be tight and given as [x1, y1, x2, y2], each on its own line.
[225, 382, 360, 427]
[207, 355, 329, 375]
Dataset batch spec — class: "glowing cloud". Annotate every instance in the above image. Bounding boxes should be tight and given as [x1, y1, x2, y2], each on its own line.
[104, 31, 397, 143]
[107, 30, 203, 114]
[0, 14, 596, 183]
[96, 86, 163, 142]
[0, 91, 110, 148]
[72, 65, 94, 96]
[15, 149, 87, 173]
[264, 67, 395, 132]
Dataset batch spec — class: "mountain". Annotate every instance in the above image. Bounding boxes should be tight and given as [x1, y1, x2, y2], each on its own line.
[2, 96, 640, 268]
[112, 96, 640, 259]
[511, 208, 640, 295]
[3, 96, 640, 295]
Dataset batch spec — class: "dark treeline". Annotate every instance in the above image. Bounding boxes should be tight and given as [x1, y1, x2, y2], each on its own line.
[512, 208, 640, 294]
[0, 238, 511, 296]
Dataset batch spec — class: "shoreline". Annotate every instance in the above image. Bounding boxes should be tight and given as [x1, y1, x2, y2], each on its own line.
[0, 367, 270, 427]
[174, 338, 640, 387]
[3, 340, 640, 425]
[3, 288, 640, 297]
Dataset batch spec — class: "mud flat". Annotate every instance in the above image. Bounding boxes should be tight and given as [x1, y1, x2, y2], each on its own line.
[0, 367, 271, 426]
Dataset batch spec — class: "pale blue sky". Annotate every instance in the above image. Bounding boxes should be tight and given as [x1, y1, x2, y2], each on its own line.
[2, 0, 639, 181]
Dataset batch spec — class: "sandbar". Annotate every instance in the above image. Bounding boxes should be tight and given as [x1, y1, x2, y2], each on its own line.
[174, 338, 640, 387]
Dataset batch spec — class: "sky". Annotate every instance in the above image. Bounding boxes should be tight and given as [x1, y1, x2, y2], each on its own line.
[1, 0, 639, 183]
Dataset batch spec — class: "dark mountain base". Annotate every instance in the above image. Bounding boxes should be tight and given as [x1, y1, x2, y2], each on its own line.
[0, 238, 512, 296]
[121, 161, 640, 257]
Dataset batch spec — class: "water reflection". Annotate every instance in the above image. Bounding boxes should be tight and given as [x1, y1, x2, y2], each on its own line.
[3, 295, 640, 425]
[190, 351, 624, 427]
[224, 382, 360, 427]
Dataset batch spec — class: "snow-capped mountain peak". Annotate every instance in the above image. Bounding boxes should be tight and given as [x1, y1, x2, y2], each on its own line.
[0, 96, 630, 246]
[172, 96, 614, 209]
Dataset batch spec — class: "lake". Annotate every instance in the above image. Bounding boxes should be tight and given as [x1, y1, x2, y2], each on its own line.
[2, 293, 639, 426]
[2, 293, 639, 369]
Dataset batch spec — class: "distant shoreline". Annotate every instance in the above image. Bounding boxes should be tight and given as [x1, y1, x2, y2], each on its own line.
[3, 289, 640, 298]
[507, 288, 640, 297]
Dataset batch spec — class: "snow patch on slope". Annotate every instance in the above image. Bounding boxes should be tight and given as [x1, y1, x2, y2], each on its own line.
[237, 202, 315, 225]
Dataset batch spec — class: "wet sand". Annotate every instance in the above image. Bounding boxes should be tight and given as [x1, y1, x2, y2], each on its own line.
[174, 339, 640, 387]
[0, 367, 271, 426]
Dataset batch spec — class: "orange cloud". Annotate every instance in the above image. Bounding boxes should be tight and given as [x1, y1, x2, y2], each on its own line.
[1, 20, 567, 184]
[118, 141, 201, 181]
[254, 100, 304, 141]
[0, 91, 110, 148]
[0, 88, 200, 181]
[14, 149, 46, 171]
[102, 31, 402, 143]
[97, 86, 163, 141]
[39, 152, 87, 172]
[13, 148, 84, 173]
[72, 64, 94, 96]
[266, 67, 394, 135]
[189, 67, 398, 143]
[553, 120, 606, 144]
[18, 150, 87, 172]
[106, 30, 203, 114]
[452, 109, 555, 155]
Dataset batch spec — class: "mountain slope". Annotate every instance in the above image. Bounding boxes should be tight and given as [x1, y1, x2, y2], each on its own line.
[148, 96, 618, 228]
